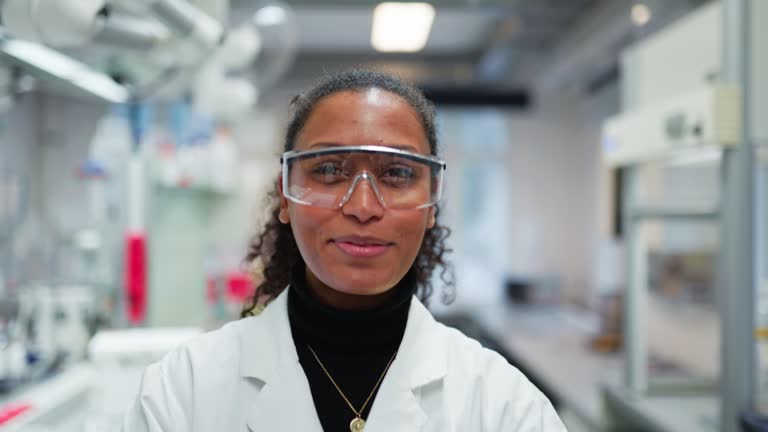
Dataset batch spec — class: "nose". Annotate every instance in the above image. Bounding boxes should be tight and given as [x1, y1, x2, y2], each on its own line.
[340, 173, 385, 222]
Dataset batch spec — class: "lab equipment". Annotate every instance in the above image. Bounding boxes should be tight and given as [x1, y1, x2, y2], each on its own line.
[0, 0, 297, 120]
[0, 283, 95, 417]
[603, 84, 741, 167]
[1, 0, 215, 50]
[0, 299, 26, 392]
[600, 2, 762, 431]
[17, 285, 96, 367]
[0, 328, 202, 430]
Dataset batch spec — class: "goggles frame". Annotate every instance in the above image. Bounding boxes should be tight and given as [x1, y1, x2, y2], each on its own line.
[280, 145, 447, 209]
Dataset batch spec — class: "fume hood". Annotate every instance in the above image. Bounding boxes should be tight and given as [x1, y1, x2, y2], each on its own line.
[599, 1, 766, 431]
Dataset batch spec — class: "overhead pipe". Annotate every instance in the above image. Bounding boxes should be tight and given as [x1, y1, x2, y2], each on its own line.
[1, 0, 224, 87]
[95, 13, 171, 51]
[137, 0, 223, 49]
[0, 35, 129, 103]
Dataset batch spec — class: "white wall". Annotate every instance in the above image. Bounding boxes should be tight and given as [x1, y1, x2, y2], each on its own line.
[430, 87, 617, 308]
[438, 109, 511, 306]
[500, 89, 616, 304]
[621, 2, 722, 110]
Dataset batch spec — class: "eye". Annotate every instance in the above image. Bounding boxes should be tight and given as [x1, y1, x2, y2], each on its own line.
[386, 166, 415, 178]
[310, 162, 346, 183]
[313, 162, 342, 175]
[381, 165, 418, 187]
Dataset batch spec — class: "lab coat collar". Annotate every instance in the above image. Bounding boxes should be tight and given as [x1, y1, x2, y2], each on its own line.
[240, 289, 321, 431]
[362, 296, 447, 431]
[389, 296, 448, 389]
[238, 286, 448, 431]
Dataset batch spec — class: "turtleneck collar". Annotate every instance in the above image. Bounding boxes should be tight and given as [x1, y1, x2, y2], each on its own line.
[287, 262, 417, 350]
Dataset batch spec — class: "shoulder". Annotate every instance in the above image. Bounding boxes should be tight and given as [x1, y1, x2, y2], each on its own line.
[160, 315, 266, 374]
[434, 319, 530, 387]
[123, 317, 271, 431]
[409, 300, 532, 387]
[134, 314, 269, 401]
[424, 318, 566, 430]
[153, 290, 290, 383]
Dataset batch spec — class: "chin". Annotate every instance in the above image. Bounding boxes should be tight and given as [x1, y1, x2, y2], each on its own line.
[330, 271, 395, 296]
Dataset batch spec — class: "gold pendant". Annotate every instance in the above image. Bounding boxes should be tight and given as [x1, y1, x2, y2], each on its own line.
[350, 416, 365, 432]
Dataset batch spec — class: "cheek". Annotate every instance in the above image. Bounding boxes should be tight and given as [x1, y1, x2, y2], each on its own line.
[287, 206, 333, 252]
[394, 211, 432, 254]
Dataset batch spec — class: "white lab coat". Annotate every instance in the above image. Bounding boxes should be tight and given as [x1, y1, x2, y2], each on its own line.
[122, 288, 567, 431]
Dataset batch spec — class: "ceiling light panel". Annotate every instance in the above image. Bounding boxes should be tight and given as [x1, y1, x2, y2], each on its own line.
[371, 2, 435, 53]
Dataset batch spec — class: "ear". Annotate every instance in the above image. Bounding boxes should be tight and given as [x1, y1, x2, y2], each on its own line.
[427, 206, 436, 229]
[278, 175, 290, 224]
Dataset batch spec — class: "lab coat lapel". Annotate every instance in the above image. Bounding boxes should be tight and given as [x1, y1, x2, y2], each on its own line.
[245, 370, 321, 432]
[239, 289, 323, 432]
[238, 290, 447, 432]
[364, 297, 447, 432]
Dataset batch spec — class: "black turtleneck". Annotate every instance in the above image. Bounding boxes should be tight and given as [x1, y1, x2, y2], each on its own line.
[288, 264, 417, 431]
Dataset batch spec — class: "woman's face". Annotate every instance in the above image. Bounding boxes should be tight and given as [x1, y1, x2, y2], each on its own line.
[279, 88, 435, 307]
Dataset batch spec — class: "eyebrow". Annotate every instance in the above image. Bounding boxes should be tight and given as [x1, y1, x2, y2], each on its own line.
[308, 142, 422, 153]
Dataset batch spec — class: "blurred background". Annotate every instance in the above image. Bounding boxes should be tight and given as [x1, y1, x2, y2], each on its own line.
[0, 0, 765, 430]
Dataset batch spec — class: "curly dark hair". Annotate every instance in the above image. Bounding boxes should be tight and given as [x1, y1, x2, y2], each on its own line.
[241, 69, 454, 317]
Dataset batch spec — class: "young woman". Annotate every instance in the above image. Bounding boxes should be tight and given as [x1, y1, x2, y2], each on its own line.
[123, 70, 566, 432]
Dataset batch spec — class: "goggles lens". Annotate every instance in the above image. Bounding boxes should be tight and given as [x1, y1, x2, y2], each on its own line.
[281, 146, 445, 210]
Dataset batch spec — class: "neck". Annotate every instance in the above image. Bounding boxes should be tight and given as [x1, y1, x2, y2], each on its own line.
[304, 266, 397, 310]
[287, 263, 416, 349]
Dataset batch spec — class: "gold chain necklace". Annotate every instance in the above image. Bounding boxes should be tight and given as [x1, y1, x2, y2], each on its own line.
[307, 345, 397, 432]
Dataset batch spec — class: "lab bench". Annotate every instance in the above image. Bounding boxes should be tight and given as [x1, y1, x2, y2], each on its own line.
[0, 363, 145, 431]
[0, 327, 204, 430]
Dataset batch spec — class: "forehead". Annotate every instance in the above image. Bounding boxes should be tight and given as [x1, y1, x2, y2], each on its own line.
[295, 88, 430, 155]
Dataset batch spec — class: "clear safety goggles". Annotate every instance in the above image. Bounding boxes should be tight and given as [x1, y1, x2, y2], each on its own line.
[281, 145, 446, 210]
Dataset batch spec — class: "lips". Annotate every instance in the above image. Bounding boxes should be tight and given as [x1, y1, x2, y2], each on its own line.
[332, 235, 393, 258]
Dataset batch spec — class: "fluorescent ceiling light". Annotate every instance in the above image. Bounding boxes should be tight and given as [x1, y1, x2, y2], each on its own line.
[0, 38, 129, 103]
[371, 2, 435, 53]
[631, 3, 652, 27]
